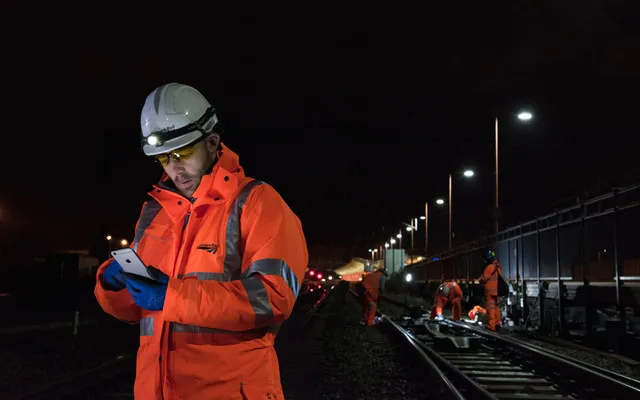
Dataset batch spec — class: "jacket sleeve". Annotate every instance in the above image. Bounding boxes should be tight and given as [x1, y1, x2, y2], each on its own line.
[94, 258, 141, 323]
[162, 184, 309, 331]
[479, 264, 493, 284]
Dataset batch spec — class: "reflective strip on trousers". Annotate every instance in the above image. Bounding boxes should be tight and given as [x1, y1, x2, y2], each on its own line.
[140, 317, 154, 336]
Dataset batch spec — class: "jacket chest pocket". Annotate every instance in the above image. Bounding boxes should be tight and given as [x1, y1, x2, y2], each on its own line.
[181, 239, 228, 281]
[137, 223, 174, 272]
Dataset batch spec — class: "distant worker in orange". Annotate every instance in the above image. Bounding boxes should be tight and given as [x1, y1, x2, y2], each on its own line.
[360, 267, 387, 326]
[468, 305, 487, 323]
[430, 281, 463, 321]
[479, 250, 502, 331]
[94, 83, 308, 399]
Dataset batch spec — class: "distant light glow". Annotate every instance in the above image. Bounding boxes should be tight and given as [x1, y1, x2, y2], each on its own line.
[322, 278, 326, 282]
[396, 233, 402, 238]
[385, 243, 390, 248]
[405, 273, 412, 282]
[310, 271, 315, 276]
[406, 226, 412, 232]
[436, 199, 445, 205]
[463, 169, 474, 178]
[518, 111, 532, 121]
[390, 239, 396, 244]
[420, 216, 426, 220]
[317, 274, 323, 279]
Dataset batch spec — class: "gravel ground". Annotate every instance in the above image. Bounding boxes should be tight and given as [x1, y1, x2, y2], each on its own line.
[520, 334, 640, 380]
[317, 293, 432, 399]
[0, 318, 138, 398]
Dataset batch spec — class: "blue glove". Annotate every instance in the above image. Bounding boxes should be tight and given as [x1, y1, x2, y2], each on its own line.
[101, 260, 127, 291]
[125, 266, 170, 311]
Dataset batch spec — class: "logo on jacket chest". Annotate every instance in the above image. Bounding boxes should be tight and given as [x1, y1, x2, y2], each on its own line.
[197, 243, 219, 254]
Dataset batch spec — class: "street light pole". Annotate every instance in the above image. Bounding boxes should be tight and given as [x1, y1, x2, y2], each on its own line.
[494, 111, 532, 236]
[423, 203, 429, 255]
[449, 173, 453, 250]
[495, 117, 499, 235]
[410, 219, 415, 264]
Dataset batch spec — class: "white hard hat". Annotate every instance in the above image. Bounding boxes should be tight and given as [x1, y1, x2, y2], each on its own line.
[140, 83, 219, 156]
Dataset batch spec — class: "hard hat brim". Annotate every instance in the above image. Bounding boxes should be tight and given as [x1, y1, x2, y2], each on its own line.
[142, 131, 204, 156]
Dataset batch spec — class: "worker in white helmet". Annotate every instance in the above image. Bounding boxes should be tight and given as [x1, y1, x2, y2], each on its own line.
[94, 83, 308, 399]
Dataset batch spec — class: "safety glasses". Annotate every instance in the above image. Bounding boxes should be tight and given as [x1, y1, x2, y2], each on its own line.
[154, 136, 205, 167]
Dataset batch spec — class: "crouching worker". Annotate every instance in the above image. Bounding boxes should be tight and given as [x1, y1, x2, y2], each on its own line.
[467, 305, 487, 323]
[360, 267, 387, 326]
[430, 281, 463, 321]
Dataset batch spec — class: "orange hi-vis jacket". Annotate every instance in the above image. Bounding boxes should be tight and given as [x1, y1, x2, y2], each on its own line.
[94, 144, 308, 399]
[480, 261, 502, 296]
[362, 271, 384, 293]
[434, 281, 463, 309]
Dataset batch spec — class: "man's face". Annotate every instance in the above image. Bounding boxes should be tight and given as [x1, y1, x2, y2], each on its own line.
[158, 134, 220, 198]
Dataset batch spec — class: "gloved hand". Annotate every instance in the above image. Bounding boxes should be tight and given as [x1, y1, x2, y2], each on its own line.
[125, 266, 170, 311]
[101, 260, 127, 291]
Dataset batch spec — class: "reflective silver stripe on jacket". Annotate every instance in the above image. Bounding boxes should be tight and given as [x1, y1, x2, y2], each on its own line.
[133, 200, 162, 252]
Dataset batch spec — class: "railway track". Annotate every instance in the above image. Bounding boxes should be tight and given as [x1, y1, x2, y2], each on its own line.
[383, 314, 640, 399]
[13, 282, 339, 399]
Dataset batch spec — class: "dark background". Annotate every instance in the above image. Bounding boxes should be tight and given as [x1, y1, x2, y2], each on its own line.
[3, 1, 639, 264]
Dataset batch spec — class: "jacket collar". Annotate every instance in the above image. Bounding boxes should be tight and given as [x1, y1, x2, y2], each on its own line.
[148, 143, 246, 220]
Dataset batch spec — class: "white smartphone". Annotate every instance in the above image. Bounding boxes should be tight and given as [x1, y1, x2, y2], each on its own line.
[111, 248, 155, 280]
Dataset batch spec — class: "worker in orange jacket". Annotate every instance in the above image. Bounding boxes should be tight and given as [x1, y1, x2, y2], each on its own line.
[430, 281, 463, 321]
[479, 250, 502, 331]
[468, 305, 487, 322]
[94, 83, 308, 399]
[360, 267, 387, 326]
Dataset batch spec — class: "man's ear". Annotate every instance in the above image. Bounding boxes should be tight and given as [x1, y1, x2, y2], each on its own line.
[205, 133, 221, 153]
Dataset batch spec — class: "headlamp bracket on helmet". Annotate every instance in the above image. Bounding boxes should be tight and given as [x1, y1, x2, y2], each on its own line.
[142, 106, 219, 148]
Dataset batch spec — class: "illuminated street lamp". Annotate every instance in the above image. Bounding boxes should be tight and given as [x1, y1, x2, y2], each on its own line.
[106, 235, 112, 253]
[517, 111, 533, 121]
[368, 248, 378, 264]
[422, 198, 446, 256]
[494, 111, 533, 234]
[448, 169, 474, 250]
[121, 239, 129, 247]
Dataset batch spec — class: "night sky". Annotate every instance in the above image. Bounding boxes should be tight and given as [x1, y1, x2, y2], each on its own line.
[5, 2, 640, 263]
